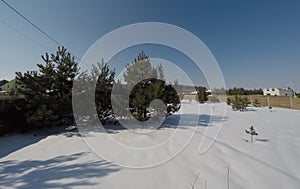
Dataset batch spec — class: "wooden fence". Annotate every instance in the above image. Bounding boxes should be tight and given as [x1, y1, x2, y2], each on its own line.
[226, 95, 300, 110]
[182, 94, 300, 110]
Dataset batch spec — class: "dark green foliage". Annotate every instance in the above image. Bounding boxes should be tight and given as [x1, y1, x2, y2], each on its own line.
[231, 95, 249, 111]
[227, 87, 263, 95]
[245, 126, 258, 143]
[196, 86, 208, 103]
[72, 60, 116, 125]
[226, 97, 231, 105]
[93, 61, 116, 123]
[16, 47, 78, 127]
[129, 78, 180, 121]
[124, 51, 180, 121]
[163, 84, 181, 114]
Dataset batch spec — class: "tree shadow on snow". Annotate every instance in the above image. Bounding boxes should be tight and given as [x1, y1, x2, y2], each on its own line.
[160, 114, 227, 129]
[0, 152, 120, 188]
[256, 138, 270, 142]
[97, 114, 226, 134]
[0, 134, 47, 159]
[0, 126, 82, 159]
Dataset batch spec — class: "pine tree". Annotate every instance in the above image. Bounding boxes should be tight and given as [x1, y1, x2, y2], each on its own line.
[16, 47, 78, 127]
[123, 51, 180, 121]
[196, 86, 208, 103]
[252, 99, 260, 107]
[226, 97, 231, 105]
[72, 59, 116, 125]
[93, 60, 116, 123]
[245, 126, 258, 143]
[231, 95, 249, 111]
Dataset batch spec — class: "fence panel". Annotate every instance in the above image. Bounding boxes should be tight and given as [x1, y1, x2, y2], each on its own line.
[226, 95, 300, 110]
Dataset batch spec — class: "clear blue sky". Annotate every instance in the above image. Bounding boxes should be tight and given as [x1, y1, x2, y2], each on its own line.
[1, 0, 300, 91]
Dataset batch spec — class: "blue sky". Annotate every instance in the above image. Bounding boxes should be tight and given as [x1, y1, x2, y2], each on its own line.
[0, 0, 300, 91]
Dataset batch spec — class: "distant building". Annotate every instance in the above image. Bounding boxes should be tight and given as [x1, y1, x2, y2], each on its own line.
[263, 87, 294, 97]
[0, 80, 8, 87]
[0, 79, 20, 94]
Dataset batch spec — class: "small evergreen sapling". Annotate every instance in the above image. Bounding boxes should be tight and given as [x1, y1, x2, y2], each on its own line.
[226, 97, 231, 105]
[245, 126, 258, 143]
[269, 106, 273, 112]
[252, 99, 260, 107]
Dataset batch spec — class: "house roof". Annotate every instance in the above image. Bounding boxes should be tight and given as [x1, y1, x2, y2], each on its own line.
[0, 80, 8, 87]
[0, 79, 17, 92]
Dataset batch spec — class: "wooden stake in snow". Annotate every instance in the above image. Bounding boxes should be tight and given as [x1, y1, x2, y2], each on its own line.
[245, 126, 258, 143]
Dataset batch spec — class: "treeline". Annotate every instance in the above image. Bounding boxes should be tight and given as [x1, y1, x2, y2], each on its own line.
[226, 87, 263, 96]
[12, 47, 180, 129]
[194, 86, 263, 104]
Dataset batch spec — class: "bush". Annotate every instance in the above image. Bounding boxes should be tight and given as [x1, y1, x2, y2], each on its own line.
[226, 97, 231, 105]
[252, 99, 260, 107]
[196, 86, 208, 103]
[231, 96, 249, 111]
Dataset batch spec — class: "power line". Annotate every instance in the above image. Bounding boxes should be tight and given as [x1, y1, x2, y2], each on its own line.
[0, 18, 52, 53]
[1, 0, 62, 47]
[0, 0, 84, 63]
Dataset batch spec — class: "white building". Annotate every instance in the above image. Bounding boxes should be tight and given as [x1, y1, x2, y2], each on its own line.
[263, 87, 294, 96]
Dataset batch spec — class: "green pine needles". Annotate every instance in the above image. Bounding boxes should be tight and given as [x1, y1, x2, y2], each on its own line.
[245, 126, 258, 143]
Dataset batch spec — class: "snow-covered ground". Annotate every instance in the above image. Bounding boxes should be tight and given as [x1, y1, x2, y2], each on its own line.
[1, 101, 300, 189]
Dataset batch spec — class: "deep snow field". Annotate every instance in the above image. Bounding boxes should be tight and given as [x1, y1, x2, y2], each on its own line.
[1, 100, 300, 189]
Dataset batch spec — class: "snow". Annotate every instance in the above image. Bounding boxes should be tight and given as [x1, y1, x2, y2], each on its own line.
[1, 101, 300, 188]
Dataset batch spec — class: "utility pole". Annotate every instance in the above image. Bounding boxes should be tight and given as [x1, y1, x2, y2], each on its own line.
[292, 80, 296, 97]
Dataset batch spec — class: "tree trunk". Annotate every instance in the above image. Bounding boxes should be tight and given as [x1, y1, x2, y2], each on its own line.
[143, 107, 147, 119]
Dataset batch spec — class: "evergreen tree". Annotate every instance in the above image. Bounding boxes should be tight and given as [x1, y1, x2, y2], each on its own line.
[16, 47, 78, 127]
[252, 99, 260, 107]
[245, 126, 258, 143]
[196, 86, 208, 103]
[72, 60, 116, 125]
[123, 51, 180, 121]
[226, 97, 231, 105]
[231, 95, 249, 111]
[227, 87, 263, 95]
[93, 60, 116, 123]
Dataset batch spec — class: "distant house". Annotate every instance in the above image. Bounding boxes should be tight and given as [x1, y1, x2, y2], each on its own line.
[263, 87, 294, 97]
[0, 80, 8, 87]
[0, 79, 20, 94]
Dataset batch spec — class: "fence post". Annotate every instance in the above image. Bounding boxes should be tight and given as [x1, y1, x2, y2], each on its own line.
[250, 95, 253, 105]
[267, 96, 270, 107]
[290, 96, 293, 109]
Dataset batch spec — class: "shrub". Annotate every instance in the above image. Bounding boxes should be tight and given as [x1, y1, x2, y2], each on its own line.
[252, 99, 260, 107]
[231, 96, 249, 111]
[226, 97, 231, 105]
